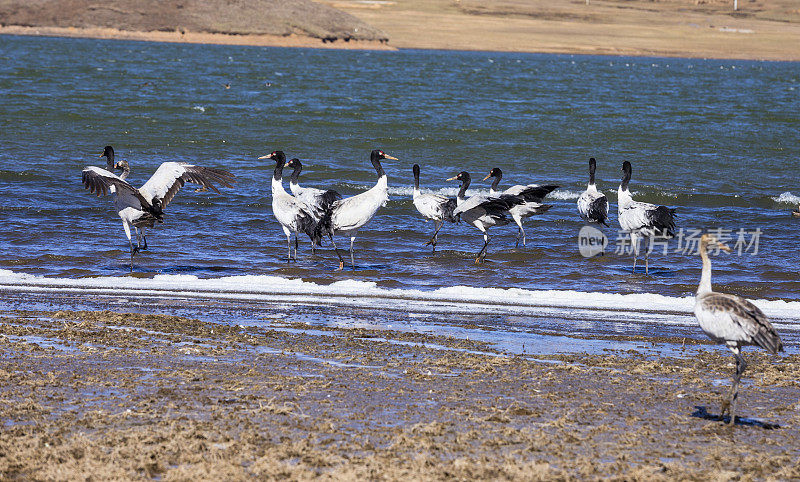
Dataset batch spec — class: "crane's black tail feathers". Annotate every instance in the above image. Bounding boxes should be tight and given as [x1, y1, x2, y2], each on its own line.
[650, 206, 677, 238]
[308, 209, 335, 248]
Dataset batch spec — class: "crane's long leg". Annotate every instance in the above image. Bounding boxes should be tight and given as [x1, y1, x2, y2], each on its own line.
[475, 232, 490, 264]
[281, 225, 292, 262]
[329, 232, 345, 271]
[519, 225, 527, 247]
[726, 348, 747, 426]
[512, 216, 524, 248]
[349, 236, 356, 271]
[122, 220, 137, 272]
[128, 239, 137, 272]
[425, 220, 444, 252]
[644, 236, 651, 275]
[141, 228, 147, 250]
[631, 233, 639, 274]
[294, 234, 299, 261]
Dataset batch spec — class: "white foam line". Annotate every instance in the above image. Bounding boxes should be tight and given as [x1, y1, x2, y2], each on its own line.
[0, 270, 798, 326]
[773, 191, 800, 205]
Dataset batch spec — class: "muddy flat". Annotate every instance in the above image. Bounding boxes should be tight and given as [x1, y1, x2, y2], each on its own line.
[1, 301, 798, 479]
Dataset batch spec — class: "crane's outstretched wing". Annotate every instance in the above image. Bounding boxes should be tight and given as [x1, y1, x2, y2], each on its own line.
[505, 184, 559, 203]
[453, 194, 521, 217]
[81, 166, 153, 210]
[139, 162, 235, 210]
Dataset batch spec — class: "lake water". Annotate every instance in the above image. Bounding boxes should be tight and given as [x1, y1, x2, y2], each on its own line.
[0, 34, 798, 323]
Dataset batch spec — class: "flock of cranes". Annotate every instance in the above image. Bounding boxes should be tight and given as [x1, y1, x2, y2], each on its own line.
[80, 145, 783, 427]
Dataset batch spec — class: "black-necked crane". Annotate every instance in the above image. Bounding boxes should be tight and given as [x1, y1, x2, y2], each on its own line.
[82, 145, 235, 270]
[412, 164, 457, 252]
[577, 157, 609, 226]
[285, 157, 342, 253]
[482, 167, 557, 247]
[447, 171, 522, 263]
[327, 149, 397, 270]
[259, 151, 324, 262]
[617, 161, 676, 274]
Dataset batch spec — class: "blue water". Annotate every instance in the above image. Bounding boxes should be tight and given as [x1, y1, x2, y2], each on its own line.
[0, 34, 798, 300]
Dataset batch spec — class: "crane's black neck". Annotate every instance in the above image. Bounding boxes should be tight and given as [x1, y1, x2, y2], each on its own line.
[271, 152, 287, 182]
[289, 161, 302, 185]
[413, 164, 420, 190]
[458, 172, 471, 200]
[104, 147, 115, 171]
[491, 176, 501, 192]
[620, 161, 632, 191]
[371, 151, 386, 178]
[589, 157, 596, 186]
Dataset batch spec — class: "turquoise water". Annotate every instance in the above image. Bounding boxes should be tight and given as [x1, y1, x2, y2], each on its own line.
[0, 34, 798, 300]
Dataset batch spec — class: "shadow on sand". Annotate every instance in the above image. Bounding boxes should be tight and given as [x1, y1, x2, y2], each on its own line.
[692, 405, 780, 430]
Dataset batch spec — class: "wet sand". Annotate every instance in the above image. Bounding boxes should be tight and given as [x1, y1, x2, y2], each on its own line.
[1, 305, 798, 479]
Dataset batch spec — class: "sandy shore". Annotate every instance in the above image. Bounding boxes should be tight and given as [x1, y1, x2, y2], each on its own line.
[1, 304, 798, 479]
[0, 25, 395, 51]
[331, 0, 800, 61]
[4, 0, 800, 60]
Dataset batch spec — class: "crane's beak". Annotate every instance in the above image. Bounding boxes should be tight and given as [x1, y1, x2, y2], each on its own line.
[717, 242, 732, 253]
[383, 154, 398, 160]
[482, 173, 492, 181]
[258, 154, 273, 159]
[98, 153, 104, 157]
[446, 175, 459, 181]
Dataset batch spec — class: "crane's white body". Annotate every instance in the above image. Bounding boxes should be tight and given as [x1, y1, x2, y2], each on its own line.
[489, 185, 551, 245]
[412, 188, 452, 223]
[577, 183, 608, 224]
[271, 174, 316, 260]
[331, 174, 388, 238]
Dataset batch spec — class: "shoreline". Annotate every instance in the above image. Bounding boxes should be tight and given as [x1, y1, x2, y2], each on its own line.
[0, 25, 396, 51]
[2, 24, 799, 61]
[1, 305, 798, 479]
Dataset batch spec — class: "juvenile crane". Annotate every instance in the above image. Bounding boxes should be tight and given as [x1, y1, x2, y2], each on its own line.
[694, 234, 783, 426]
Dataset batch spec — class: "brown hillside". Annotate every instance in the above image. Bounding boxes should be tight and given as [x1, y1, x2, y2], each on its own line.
[0, 0, 388, 42]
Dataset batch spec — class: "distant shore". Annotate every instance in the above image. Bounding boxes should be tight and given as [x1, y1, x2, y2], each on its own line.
[3, 21, 800, 61]
[0, 25, 395, 51]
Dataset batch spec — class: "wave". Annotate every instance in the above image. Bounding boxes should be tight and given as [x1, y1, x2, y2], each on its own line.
[1, 270, 797, 326]
[547, 190, 581, 201]
[386, 185, 580, 200]
[772, 192, 800, 205]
